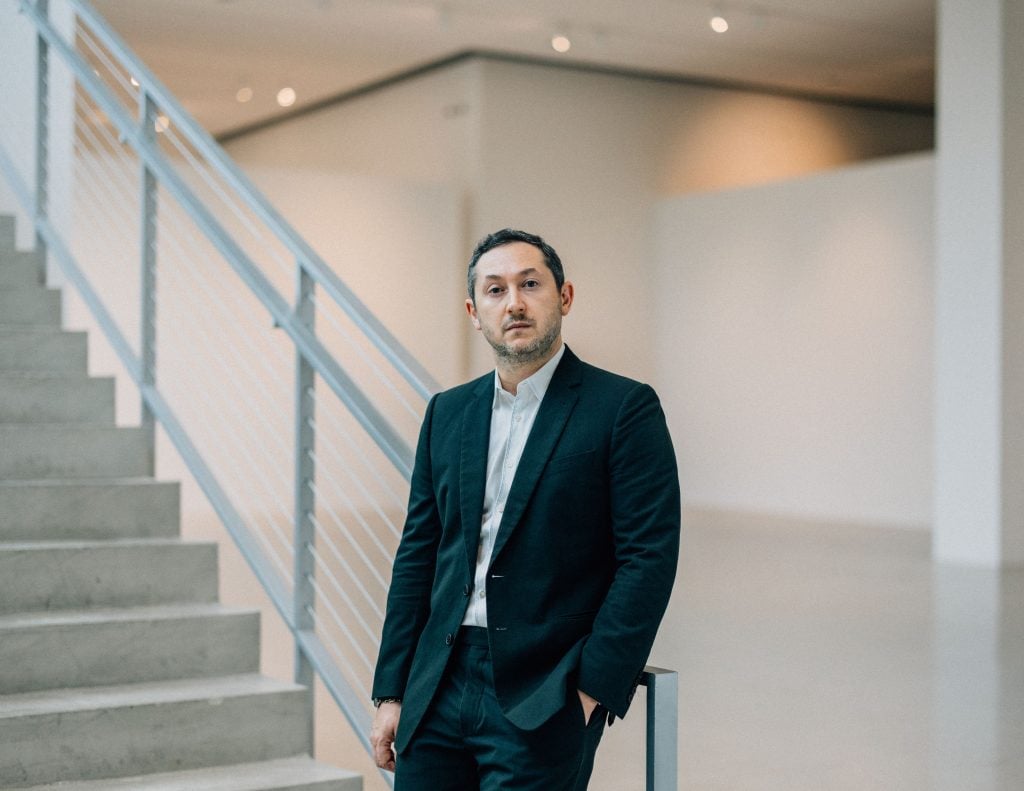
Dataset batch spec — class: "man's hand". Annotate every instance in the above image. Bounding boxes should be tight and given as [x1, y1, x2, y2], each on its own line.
[370, 701, 401, 771]
[578, 689, 600, 725]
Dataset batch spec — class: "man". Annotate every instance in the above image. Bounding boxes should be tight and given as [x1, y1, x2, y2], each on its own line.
[371, 228, 680, 789]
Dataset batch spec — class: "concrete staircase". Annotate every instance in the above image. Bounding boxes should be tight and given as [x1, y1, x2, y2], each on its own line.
[0, 216, 361, 790]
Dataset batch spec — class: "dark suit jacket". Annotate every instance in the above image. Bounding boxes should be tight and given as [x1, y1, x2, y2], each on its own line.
[372, 347, 680, 752]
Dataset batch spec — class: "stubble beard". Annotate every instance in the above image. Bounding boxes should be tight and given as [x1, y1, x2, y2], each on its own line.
[487, 318, 561, 368]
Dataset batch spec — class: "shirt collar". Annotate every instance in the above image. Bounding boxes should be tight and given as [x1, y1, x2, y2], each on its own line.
[492, 342, 566, 407]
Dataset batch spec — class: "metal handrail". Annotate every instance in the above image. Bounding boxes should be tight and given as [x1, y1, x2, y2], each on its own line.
[1, 2, 678, 788]
[64, 0, 440, 403]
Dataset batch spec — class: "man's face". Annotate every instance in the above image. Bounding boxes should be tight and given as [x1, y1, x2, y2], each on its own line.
[466, 241, 574, 366]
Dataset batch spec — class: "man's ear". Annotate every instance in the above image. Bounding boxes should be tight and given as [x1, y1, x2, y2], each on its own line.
[560, 281, 575, 316]
[466, 298, 481, 330]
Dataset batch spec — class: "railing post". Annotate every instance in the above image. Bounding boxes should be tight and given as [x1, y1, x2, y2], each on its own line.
[643, 666, 679, 791]
[139, 90, 158, 474]
[33, 0, 50, 260]
[294, 259, 317, 749]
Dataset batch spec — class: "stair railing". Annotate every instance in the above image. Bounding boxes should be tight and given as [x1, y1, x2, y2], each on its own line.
[0, 2, 677, 788]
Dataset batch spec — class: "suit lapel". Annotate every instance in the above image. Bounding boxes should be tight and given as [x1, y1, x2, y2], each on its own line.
[460, 375, 493, 573]
[489, 350, 582, 565]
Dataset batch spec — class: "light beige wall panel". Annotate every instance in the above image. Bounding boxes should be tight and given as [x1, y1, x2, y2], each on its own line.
[654, 152, 934, 528]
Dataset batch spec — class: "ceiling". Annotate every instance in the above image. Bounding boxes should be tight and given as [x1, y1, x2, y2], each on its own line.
[91, 0, 936, 138]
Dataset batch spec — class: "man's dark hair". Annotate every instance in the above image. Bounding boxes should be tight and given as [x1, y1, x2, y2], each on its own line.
[467, 228, 565, 302]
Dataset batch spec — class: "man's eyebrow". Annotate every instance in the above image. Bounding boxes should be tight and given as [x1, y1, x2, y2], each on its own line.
[482, 267, 541, 280]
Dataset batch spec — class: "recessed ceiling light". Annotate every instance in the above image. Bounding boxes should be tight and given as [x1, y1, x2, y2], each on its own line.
[551, 35, 571, 53]
[276, 87, 297, 107]
[710, 16, 729, 33]
[154, 114, 170, 133]
[130, 76, 140, 88]
[236, 86, 254, 103]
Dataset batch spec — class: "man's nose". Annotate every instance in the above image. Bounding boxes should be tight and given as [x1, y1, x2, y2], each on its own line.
[506, 288, 526, 313]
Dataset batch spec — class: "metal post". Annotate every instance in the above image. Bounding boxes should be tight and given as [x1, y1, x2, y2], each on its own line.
[642, 666, 679, 791]
[139, 90, 158, 474]
[34, 0, 50, 260]
[294, 260, 317, 750]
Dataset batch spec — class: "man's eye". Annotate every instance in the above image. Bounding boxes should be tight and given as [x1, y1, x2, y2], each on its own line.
[523, 280, 539, 288]
[487, 286, 503, 295]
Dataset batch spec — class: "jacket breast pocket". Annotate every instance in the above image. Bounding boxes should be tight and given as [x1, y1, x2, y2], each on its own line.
[544, 448, 597, 474]
[557, 609, 598, 621]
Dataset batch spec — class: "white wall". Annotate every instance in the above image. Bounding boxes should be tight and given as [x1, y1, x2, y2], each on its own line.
[224, 56, 933, 386]
[224, 60, 481, 189]
[654, 152, 934, 528]
[931, 0, 1024, 567]
[225, 61, 481, 381]
[238, 165, 464, 390]
[467, 60, 669, 381]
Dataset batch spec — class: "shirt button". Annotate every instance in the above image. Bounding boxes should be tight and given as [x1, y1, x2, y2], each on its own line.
[478, 589, 486, 599]
[445, 633, 454, 646]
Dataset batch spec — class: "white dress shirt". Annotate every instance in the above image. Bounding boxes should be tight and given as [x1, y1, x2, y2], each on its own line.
[461, 343, 566, 627]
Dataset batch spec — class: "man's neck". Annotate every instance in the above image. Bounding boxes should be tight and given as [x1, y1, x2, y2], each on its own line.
[496, 340, 563, 395]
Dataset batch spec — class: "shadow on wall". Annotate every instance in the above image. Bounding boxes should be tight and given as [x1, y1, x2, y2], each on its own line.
[660, 92, 932, 195]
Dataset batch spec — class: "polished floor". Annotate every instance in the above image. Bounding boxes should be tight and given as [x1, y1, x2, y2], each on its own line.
[587, 508, 1024, 791]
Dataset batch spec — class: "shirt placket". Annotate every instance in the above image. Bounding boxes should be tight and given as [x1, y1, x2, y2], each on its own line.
[480, 394, 522, 603]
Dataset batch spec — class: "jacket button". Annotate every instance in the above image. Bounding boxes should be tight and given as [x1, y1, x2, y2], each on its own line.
[462, 584, 471, 596]
[445, 633, 454, 646]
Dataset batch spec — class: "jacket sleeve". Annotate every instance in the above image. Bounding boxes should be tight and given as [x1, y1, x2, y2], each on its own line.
[576, 383, 680, 717]
[371, 394, 442, 699]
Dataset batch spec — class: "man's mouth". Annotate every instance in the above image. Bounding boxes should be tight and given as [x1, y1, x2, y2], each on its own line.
[504, 321, 532, 331]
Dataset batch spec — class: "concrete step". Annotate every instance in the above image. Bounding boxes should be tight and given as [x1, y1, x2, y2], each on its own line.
[0, 286, 60, 326]
[0, 538, 217, 614]
[0, 478, 180, 541]
[0, 604, 259, 694]
[0, 250, 44, 289]
[18, 756, 362, 791]
[0, 326, 87, 374]
[0, 372, 114, 423]
[0, 424, 150, 479]
[0, 674, 311, 787]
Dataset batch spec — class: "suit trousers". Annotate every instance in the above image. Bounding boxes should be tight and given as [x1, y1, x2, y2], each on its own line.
[394, 627, 606, 791]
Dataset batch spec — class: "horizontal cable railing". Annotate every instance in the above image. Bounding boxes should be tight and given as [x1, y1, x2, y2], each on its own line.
[0, 1, 678, 788]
